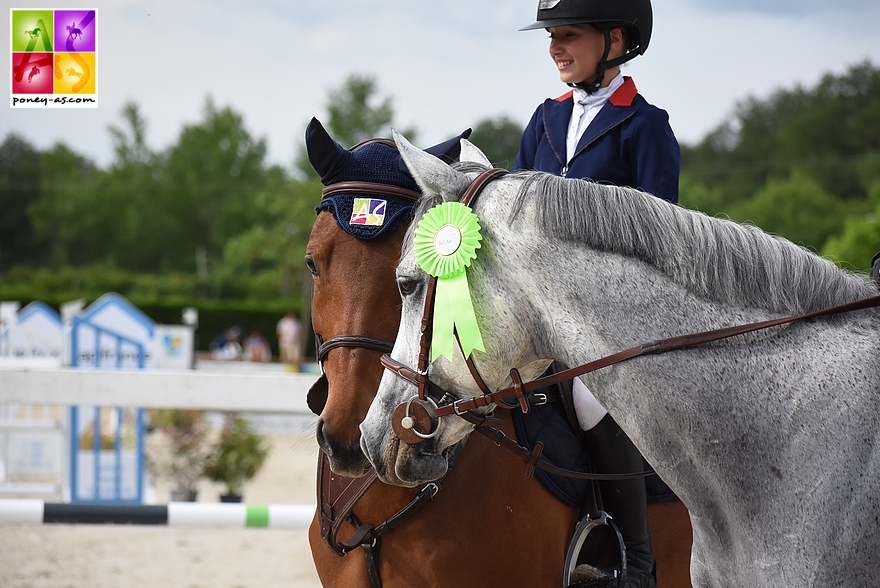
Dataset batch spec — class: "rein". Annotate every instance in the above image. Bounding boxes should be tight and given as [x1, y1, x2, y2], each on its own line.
[430, 291, 880, 420]
[380, 167, 880, 480]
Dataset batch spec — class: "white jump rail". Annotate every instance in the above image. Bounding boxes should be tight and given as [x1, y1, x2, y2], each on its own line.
[0, 499, 314, 528]
[0, 366, 321, 519]
[0, 366, 319, 413]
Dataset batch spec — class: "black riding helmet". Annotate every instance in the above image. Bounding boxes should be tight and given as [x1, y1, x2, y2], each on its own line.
[521, 0, 653, 93]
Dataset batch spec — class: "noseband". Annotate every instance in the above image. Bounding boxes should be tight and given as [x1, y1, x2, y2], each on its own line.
[316, 334, 396, 364]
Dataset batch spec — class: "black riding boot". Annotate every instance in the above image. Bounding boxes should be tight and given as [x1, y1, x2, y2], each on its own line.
[583, 414, 656, 588]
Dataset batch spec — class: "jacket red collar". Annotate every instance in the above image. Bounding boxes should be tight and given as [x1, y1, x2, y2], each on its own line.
[555, 76, 637, 107]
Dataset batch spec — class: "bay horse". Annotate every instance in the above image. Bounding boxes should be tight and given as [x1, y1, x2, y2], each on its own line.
[361, 131, 880, 587]
[304, 119, 692, 587]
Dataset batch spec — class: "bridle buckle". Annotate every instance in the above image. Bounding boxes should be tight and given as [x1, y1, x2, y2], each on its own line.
[531, 393, 548, 406]
[452, 399, 471, 416]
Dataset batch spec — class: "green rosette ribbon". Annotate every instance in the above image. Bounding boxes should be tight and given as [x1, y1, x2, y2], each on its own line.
[413, 202, 485, 362]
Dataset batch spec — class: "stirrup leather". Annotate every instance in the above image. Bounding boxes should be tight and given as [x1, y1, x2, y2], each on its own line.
[563, 511, 626, 588]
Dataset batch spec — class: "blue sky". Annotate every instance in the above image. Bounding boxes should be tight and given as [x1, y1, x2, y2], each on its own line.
[3, 0, 880, 170]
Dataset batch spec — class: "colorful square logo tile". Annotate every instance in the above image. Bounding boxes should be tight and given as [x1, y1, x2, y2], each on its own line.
[54, 52, 96, 94]
[10, 8, 97, 108]
[54, 10, 96, 52]
[11, 52, 53, 93]
[11, 10, 54, 52]
[350, 198, 387, 226]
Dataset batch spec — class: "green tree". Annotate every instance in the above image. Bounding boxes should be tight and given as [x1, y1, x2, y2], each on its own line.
[856, 151, 880, 197]
[108, 102, 153, 167]
[166, 98, 279, 272]
[469, 116, 523, 169]
[27, 103, 173, 271]
[99, 102, 179, 271]
[218, 175, 318, 301]
[727, 170, 844, 251]
[822, 181, 880, 270]
[682, 60, 880, 206]
[326, 75, 394, 147]
[678, 174, 725, 216]
[822, 207, 880, 272]
[29, 143, 101, 266]
[0, 134, 44, 269]
[294, 74, 417, 180]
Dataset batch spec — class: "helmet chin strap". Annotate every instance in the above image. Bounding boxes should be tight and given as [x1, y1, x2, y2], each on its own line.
[570, 27, 612, 94]
[570, 26, 640, 95]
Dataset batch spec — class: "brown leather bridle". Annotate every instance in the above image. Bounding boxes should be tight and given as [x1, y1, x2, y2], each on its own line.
[379, 168, 509, 439]
[310, 138, 445, 587]
[308, 138, 423, 415]
[380, 167, 880, 448]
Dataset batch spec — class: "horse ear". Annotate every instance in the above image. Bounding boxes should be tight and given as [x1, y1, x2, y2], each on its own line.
[424, 128, 472, 163]
[459, 138, 492, 167]
[393, 129, 470, 202]
[305, 117, 352, 185]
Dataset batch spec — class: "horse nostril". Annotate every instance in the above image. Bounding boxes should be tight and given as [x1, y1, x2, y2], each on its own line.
[316, 418, 328, 449]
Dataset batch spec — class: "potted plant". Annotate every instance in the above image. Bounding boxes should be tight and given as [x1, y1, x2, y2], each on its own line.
[145, 409, 216, 501]
[203, 416, 271, 502]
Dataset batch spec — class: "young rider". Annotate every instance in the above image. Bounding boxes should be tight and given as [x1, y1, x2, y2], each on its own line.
[514, 1, 680, 587]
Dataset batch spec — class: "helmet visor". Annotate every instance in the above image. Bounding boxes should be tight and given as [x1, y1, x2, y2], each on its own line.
[519, 16, 617, 31]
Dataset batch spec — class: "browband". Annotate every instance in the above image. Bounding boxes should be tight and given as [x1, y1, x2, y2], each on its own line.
[322, 181, 422, 202]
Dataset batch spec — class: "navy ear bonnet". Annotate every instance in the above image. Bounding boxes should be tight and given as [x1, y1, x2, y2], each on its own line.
[306, 117, 471, 240]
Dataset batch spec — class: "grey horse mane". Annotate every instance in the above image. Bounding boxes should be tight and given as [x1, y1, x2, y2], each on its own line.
[509, 171, 874, 315]
[403, 162, 872, 315]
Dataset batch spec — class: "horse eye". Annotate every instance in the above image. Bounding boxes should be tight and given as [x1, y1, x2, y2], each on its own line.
[398, 278, 417, 297]
[304, 256, 319, 276]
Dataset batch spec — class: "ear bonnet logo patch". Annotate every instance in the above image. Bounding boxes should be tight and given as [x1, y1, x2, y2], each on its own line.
[350, 198, 387, 226]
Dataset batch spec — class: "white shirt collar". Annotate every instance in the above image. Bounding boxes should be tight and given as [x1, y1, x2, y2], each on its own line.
[566, 73, 626, 163]
[572, 72, 625, 106]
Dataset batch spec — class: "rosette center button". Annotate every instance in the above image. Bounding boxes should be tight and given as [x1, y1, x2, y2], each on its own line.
[435, 225, 462, 256]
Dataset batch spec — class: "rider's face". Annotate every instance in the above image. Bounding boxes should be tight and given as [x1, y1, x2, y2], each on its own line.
[548, 24, 622, 87]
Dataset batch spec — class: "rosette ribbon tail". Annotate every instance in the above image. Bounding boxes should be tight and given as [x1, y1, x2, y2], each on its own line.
[432, 269, 485, 362]
[413, 200, 486, 363]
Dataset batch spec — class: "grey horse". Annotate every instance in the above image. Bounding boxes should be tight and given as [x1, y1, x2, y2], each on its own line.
[360, 131, 880, 587]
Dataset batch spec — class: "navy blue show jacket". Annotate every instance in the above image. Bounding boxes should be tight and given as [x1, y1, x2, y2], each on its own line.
[513, 77, 680, 204]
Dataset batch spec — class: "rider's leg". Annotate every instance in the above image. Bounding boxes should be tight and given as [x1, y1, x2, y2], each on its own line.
[575, 381, 656, 588]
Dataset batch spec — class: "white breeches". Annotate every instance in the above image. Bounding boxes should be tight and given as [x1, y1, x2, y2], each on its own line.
[572, 377, 607, 431]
